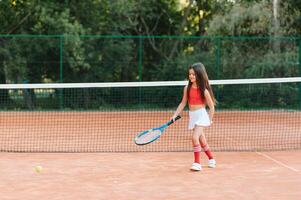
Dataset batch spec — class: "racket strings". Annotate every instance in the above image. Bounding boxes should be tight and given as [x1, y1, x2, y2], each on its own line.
[136, 130, 162, 144]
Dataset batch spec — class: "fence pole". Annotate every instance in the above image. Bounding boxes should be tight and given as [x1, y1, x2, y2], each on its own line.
[215, 37, 221, 102]
[60, 36, 64, 83]
[299, 38, 301, 109]
[59, 35, 64, 109]
[138, 36, 143, 81]
[138, 36, 143, 107]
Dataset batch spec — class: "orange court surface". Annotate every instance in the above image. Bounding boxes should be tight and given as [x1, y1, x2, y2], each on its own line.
[0, 110, 300, 199]
[1, 151, 300, 200]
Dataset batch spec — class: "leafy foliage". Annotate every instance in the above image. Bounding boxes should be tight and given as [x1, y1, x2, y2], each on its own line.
[0, 0, 300, 109]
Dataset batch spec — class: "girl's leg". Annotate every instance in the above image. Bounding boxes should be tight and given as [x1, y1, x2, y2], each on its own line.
[199, 134, 216, 168]
[192, 126, 203, 164]
[199, 134, 214, 160]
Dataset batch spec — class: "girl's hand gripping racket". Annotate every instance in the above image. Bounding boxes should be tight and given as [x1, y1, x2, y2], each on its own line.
[134, 115, 181, 145]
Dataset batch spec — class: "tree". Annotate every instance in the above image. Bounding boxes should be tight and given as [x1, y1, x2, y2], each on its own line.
[0, 1, 88, 108]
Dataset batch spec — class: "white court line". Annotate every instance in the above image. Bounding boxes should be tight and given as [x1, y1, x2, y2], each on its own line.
[256, 152, 299, 173]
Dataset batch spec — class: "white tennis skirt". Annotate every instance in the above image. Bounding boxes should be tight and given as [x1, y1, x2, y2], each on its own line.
[188, 108, 211, 130]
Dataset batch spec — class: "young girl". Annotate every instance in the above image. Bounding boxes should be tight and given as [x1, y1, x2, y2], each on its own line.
[171, 62, 216, 171]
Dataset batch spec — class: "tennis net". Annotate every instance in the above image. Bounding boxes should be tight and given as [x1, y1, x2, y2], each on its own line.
[0, 77, 300, 152]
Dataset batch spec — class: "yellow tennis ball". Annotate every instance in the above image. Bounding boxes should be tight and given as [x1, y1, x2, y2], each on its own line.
[34, 165, 43, 173]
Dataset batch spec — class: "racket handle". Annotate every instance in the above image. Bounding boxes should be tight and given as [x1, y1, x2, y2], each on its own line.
[168, 115, 181, 126]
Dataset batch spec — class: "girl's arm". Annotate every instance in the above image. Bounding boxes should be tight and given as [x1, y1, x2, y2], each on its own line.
[171, 86, 188, 120]
[204, 89, 215, 123]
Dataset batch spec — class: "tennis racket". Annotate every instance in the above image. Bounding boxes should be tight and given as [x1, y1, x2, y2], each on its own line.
[134, 115, 181, 145]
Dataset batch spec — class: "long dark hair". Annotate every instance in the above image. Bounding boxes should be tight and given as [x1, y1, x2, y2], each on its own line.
[187, 62, 216, 105]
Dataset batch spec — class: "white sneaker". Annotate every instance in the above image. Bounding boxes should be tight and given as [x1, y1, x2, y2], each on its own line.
[208, 159, 216, 168]
[190, 163, 202, 171]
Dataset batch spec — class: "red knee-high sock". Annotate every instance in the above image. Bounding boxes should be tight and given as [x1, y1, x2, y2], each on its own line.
[193, 145, 201, 163]
[201, 144, 213, 160]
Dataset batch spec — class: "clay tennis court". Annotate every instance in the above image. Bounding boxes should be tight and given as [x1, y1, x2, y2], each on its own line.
[0, 110, 300, 199]
[0, 151, 300, 199]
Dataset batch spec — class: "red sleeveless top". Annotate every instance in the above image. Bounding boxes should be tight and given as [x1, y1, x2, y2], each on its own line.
[188, 87, 205, 105]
